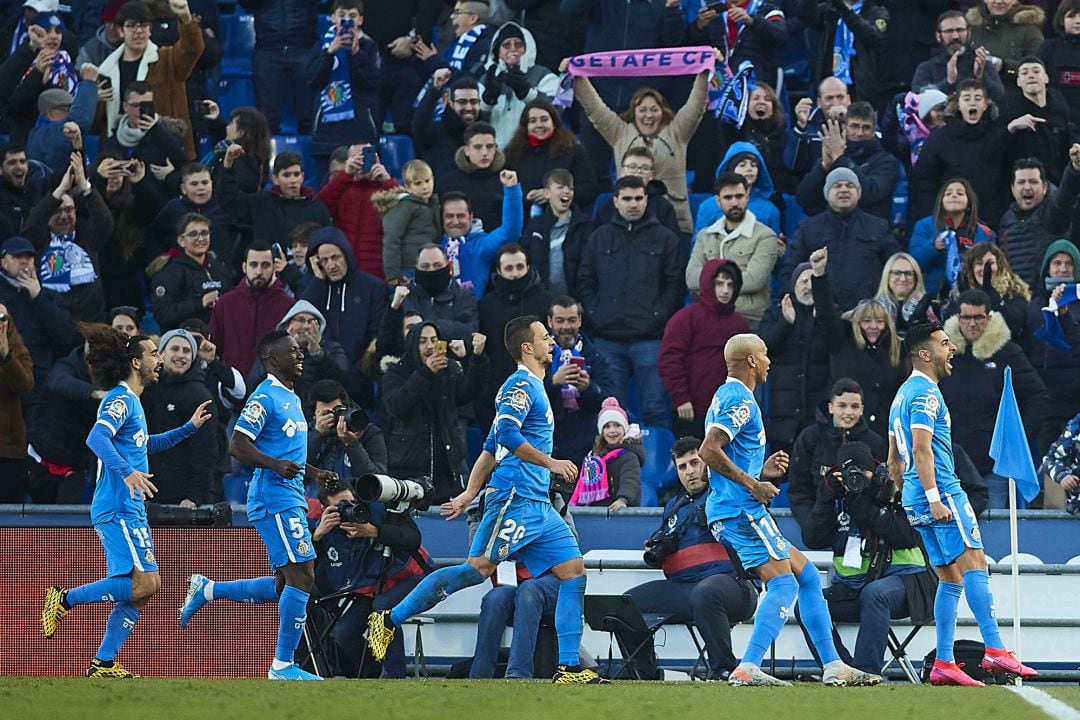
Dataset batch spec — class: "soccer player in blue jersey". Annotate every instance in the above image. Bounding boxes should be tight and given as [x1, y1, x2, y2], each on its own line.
[367, 316, 605, 683]
[41, 323, 212, 678]
[699, 333, 881, 687]
[177, 329, 338, 681]
[888, 322, 1037, 685]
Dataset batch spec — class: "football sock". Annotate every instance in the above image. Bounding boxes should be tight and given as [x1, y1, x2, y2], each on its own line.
[555, 575, 587, 666]
[274, 585, 309, 665]
[389, 563, 485, 627]
[67, 577, 133, 607]
[95, 602, 140, 662]
[934, 581, 963, 662]
[213, 577, 278, 603]
[963, 569, 1004, 650]
[797, 562, 840, 665]
[743, 572, 797, 667]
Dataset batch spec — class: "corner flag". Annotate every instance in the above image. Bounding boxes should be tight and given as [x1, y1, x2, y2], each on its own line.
[989, 366, 1040, 503]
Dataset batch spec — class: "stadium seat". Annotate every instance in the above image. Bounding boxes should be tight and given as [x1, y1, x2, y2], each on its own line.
[379, 135, 416, 180]
[270, 135, 317, 185]
[638, 426, 677, 507]
[217, 77, 256, 115]
[222, 474, 249, 504]
[219, 13, 255, 78]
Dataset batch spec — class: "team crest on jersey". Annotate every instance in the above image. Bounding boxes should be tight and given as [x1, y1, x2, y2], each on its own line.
[970, 524, 981, 543]
[775, 537, 788, 552]
[240, 400, 265, 426]
[727, 403, 752, 428]
[297, 540, 311, 555]
[104, 398, 127, 422]
[144, 550, 155, 564]
[498, 543, 510, 559]
[503, 387, 529, 412]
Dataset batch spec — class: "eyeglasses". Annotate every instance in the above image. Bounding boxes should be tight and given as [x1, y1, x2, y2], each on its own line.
[183, 230, 211, 240]
[621, 163, 652, 173]
[450, 8, 473, 16]
[889, 270, 915, 279]
[122, 21, 151, 30]
[959, 313, 988, 323]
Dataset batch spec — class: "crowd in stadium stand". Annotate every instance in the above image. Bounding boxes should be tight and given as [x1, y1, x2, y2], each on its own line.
[0, 0, 1079, 520]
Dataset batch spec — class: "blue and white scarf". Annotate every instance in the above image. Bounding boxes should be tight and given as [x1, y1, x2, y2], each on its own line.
[318, 25, 355, 124]
[1036, 283, 1080, 351]
[418, 24, 490, 122]
[551, 342, 588, 411]
[832, 0, 863, 85]
[40, 232, 96, 293]
[712, 62, 756, 127]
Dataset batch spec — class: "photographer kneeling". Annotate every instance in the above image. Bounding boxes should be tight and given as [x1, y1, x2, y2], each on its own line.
[311, 477, 431, 678]
[308, 380, 388, 491]
[614, 437, 758, 680]
[790, 439, 935, 675]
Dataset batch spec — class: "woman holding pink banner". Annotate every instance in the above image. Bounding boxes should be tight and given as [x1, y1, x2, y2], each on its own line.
[572, 52, 712, 234]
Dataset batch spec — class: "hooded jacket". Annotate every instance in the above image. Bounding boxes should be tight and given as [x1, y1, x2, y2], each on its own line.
[659, 260, 750, 416]
[694, 142, 781, 235]
[142, 364, 217, 504]
[381, 322, 488, 502]
[1028, 238, 1080, 419]
[940, 311, 1047, 475]
[795, 135, 899, 221]
[436, 146, 507, 233]
[398, 277, 479, 343]
[574, 72, 709, 233]
[812, 272, 906, 439]
[150, 251, 230, 332]
[967, 3, 1046, 82]
[316, 170, 399, 280]
[300, 227, 389, 406]
[478, 23, 560, 147]
[686, 209, 778, 325]
[372, 189, 442, 282]
[208, 276, 295, 377]
[578, 212, 685, 341]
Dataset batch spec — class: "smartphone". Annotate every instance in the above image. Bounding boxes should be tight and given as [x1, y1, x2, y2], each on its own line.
[99, 76, 112, 90]
[569, 357, 586, 370]
[340, 17, 356, 33]
[705, 0, 725, 10]
[360, 145, 376, 174]
[433, 340, 447, 355]
[272, 242, 283, 258]
[139, 100, 156, 118]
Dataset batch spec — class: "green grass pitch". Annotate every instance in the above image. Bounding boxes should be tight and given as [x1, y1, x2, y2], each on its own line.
[2, 678, 1075, 720]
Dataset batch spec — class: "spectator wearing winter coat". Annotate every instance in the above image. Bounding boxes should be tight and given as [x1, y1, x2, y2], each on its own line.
[478, 22, 559, 148]
[570, 397, 643, 511]
[207, 242, 295, 378]
[911, 9, 1007, 105]
[417, 1, 497, 81]
[759, 261, 832, 455]
[810, 247, 905, 439]
[143, 329, 217, 505]
[384, 245, 479, 345]
[592, 147, 683, 240]
[717, 83, 793, 194]
[946, 242, 1033, 349]
[908, 177, 997, 295]
[0, 301, 33, 502]
[1000, 56, 1074, 185]
[521, 168, 593, 296]
[301, 226, 389, 409]
[25, 71, 98, 173]
[150, 213, 230, 331]
[694, 142, 782, 236]
[374, 160, 441, 284]
[437, 121, 507, 233]
[782, 167, 900, 312]
[785, 76, 852, 176]
[660, 259, 750, 440]
[577, 176, 685, 427]
[686, 173, 779, 327]
[1038, 0, 1080, 122]
[941, 288, 1047, 508]
[871, 253, 942, 339]
[685, 0, 788, 90]
[799, 0, 890, 107]
[413, 74, 481, 177]
[967, 0, 1045, 84]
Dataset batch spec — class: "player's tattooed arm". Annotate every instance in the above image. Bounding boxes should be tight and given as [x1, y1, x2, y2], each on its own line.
[699, 427, 779, 503]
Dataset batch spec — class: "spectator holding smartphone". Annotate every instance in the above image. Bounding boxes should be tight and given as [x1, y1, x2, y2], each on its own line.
[100, 82, 189, 197]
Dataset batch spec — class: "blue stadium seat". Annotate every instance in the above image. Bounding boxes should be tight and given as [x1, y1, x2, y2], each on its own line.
[638, 426, 677, 507]
[271, 135, 317, 186]
[222, 474, 250, 505]
[379, 135, 416, 180]
[219, 13, 255, 78]
[218, 76, 256, 115]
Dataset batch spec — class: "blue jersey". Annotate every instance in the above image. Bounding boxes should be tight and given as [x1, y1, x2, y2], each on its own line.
[90, 383, 150, 523]
[235, 375, 308, 520]
[888, 370, 961, 509]
[704, 378, 767, 522]
[489, 366, 554, 502]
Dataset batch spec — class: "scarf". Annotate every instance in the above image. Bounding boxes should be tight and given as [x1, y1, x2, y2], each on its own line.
[319, 24, 355, 124]
[1036, 283, 1080, 350]
[713, 62, 756, 127]
[551, 342, 587, 410]
[114, 118, 148, 149]
[527, 133, 549, 148]
[832, 1, 863, 85]
[10, 19, 27, 57]
[26, 49, 78, 94]
[448, 24, 487, 73]
[40, 232, 97, 292]
[899, 92, 933, 165]
[943, 219, 962, 288]
[554, 46, 716, 108]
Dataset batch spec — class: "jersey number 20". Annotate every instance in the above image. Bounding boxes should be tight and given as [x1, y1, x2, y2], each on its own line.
[497, 519, 527, 544]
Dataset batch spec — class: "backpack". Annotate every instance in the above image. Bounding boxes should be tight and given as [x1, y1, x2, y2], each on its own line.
[568, 448, 625, 506]
[920, 639, 993, 683]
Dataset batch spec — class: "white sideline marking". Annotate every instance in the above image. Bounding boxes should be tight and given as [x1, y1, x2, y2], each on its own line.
[1007, 685, 1080, 720]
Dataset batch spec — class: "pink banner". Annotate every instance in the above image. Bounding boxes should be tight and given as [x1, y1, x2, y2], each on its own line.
[567, 46, 715, 78]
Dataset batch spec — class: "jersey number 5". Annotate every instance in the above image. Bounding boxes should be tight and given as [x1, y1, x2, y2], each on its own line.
[288, 517, 306, 539]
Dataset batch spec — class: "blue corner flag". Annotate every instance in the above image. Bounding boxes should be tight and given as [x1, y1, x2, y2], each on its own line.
[989, 366, 1040, 503]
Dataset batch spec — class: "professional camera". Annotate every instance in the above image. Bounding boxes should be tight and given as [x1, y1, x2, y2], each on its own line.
[642, 529, 679, 568]
[836, 460, 892, 495]
[355, 473, 434, 511]
[335, 499, 372, 524]
[332, 404, 370, 433]
[147, 501, 232, 527]
[549, 471, 574, 499]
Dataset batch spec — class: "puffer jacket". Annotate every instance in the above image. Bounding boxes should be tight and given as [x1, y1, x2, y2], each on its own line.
[967, 2, 1045, 82]
[694, 141, 781, 234]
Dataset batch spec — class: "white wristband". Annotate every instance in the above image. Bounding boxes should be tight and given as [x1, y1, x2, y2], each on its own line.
[925, 487, 941, 504]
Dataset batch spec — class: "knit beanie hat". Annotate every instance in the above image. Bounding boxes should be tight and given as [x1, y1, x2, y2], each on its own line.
[596, 397, 629, 434]
[916, 89, 948, 121]
[823, 167, 861, 200]
[158, 328, 198, 357]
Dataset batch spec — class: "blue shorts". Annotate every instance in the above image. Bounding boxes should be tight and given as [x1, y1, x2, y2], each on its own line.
[252, 507, 316, 571]
[905, 489, 983, 567]
[469, 489, 581, 577]
[95, 516, 159, 577]
[710, 510, 791, 571]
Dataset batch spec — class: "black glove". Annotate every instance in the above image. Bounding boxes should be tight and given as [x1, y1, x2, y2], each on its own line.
[481, 65, 502, 105]
[818, 473, 840, 504]
[845, 491, 877, 524]
[502, 68, 531, 100]
[979, 261, 1005, 310]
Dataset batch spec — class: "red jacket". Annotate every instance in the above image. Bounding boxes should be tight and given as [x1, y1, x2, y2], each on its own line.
[208, 278, 295, 377]
[316, 171, 399, 280]
[659, 259, 749, 416]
